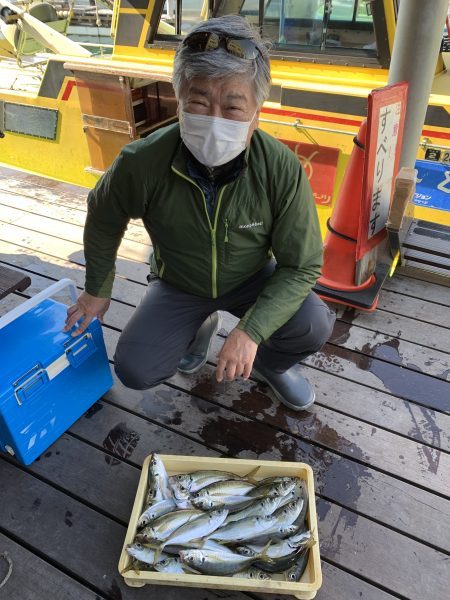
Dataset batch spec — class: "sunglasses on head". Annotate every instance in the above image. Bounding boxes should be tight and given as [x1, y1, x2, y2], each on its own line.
[183, 31, 263, 60]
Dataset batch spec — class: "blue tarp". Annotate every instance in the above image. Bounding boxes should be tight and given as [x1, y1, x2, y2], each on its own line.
[414, 159, 450, 213]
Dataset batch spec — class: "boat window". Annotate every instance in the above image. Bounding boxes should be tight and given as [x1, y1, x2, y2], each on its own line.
[259, 0, 377, 54]
[154, 1, 382, 63]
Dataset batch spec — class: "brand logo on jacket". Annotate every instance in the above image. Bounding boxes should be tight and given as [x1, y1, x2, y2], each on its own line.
[238, 221, 263, 229]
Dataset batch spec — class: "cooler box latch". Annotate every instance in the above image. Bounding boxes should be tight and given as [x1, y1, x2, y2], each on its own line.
[13, 364, 49, 406]
[64, 332, 96, 368]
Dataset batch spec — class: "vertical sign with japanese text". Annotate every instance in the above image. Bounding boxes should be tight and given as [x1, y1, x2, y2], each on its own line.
[357, 83, 408, 260]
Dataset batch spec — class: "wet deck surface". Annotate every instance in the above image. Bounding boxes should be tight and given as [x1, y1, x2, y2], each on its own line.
[0, 165, 449, 600]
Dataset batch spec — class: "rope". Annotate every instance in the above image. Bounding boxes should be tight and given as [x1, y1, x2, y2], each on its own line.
[0, 552, 13, 590]
[94, 0, 102, 28]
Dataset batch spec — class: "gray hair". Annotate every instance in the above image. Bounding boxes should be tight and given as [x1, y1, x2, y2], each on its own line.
[172, 15, 271, 107]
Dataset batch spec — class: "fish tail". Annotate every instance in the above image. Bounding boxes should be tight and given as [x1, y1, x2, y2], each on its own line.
[306, 529, 317, 549]
[152, 545, 163, 565]
[259, 540, 272, 560]
[121, 559, 140, 575]
[244, 465, 261, 483]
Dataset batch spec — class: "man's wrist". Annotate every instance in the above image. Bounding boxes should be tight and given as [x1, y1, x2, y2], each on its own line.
[235, 322, 263, 345]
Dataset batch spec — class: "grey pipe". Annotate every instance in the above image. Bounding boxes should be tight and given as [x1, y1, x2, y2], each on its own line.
[388, 0, 448, 169]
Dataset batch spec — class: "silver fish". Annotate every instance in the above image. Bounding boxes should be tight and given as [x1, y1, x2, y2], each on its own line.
[245, 523, 299, 545]
[208, 514, 278, 543]
[248, 478, 296, 498]
[253, 546, 305, 573]
[285, 547, 310, 582]
[232, 568, 272, 580]
[145, 453, 172, 505]
[154, 557, 186, 574]
[193, 479, 256, 498]
[162, 509, 229, 549]
[165, 539, 236, 555]
[137, 498, 177, 529]
[172, 473, 236, 493]
[171, 466, 259, 493]
[258, 499, 305, 538]
[237, 529, 314, 559]
[137, 509, 203, 542]
[223, 494, 287, 524]
[126, 543, 168, 565]
[169, 481, 194, 509]
[191, 494, 258, 511]
[179, 546, 270, 576]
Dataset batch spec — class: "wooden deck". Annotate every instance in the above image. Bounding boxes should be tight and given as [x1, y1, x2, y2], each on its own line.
[0, 164, 449, 600]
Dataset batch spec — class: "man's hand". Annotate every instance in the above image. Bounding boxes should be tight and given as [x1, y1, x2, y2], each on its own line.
[216, 328, 258, 382]
[64, 291, 111, 337]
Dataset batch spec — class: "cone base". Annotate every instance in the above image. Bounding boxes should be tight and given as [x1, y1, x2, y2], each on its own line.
[314, 263, 390, 311]
[318, 273, 376, 292]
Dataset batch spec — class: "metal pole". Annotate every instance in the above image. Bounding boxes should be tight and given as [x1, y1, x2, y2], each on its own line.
[387, 0, 448, 169]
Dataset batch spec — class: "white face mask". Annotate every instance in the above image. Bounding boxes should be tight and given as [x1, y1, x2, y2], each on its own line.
[179, 110, 256, 167]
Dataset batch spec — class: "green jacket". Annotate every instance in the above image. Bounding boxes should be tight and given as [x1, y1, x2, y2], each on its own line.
[84, 123, 323, 344]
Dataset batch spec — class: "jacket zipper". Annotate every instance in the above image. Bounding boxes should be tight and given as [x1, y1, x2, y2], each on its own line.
[171, 166, 227, 298]
[155, 245, 165, 277]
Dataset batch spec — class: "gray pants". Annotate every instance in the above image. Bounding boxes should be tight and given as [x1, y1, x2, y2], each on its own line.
[114, 262, 336, 390]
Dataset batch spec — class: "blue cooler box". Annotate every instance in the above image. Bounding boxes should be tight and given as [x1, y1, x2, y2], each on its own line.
[0, 278, 113, 465]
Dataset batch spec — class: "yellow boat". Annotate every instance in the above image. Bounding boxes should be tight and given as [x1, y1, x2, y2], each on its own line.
[0, 0, 449, 244]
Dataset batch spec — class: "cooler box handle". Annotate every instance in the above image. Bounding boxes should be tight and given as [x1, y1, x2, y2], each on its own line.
[0, 278, 78, 330]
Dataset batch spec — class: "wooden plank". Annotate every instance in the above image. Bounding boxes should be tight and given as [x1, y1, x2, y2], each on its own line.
[0, 263, 30, 299]
[168, 365, 450, 496]
[0, 188, 151, 247]
[219, 313, 450, 414]
[316, 499, 450, 600]
[0, 533, 104, 600]
[384, 273, 450, 304]
[329, 319, 450, 381]
[31, 419, 215, 524]
[104, 318, 450, 496]
[0, 461, 251, 600]
[0, 175, 146, 232]
[102, 376, 450, 552]
[0, 205, 151, 265]
[335, 305, 450, 353]
[0, 175, 93, 211]
[0, 165, 90, 201]
[0, 222, 150, 283]
[314, 563, 398, 600]
[377, 288, 450, 328]
[0, 267, 133, 332]
[0, 239, 147, 306]
[177, 335, 450, 455]
[305, 343, 450, 414]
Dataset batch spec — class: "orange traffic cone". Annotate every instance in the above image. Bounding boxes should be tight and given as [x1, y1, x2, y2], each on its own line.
[314, 120, 386, 311]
